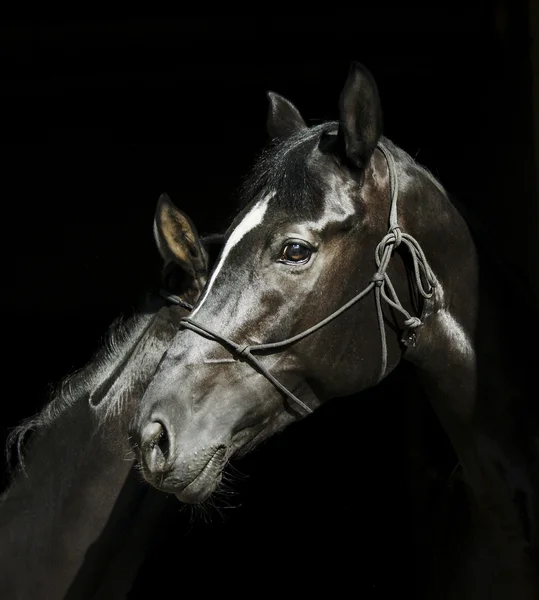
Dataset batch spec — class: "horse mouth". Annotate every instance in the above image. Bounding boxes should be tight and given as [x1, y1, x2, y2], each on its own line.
[171, 447, 227, 504]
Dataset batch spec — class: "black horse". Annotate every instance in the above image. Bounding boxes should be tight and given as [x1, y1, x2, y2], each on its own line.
[0, 195, 221, 599]
[129, 63, 539, 598]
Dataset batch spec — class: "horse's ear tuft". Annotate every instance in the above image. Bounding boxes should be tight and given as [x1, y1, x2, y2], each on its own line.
[336, 61, 383, 170]
[153, 193, 209, 295]
[266, 91, 307, 141]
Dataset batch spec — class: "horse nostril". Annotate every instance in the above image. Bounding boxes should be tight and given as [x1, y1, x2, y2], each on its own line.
[154, 423, 170, 461]
[141, 419, 172, 473]
[145, 421, 164, 449]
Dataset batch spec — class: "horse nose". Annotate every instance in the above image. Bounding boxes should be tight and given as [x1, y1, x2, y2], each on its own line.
[138, 417, 173, 475]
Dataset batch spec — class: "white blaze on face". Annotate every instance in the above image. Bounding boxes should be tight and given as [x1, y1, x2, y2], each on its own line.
[190, 191, 275, 317]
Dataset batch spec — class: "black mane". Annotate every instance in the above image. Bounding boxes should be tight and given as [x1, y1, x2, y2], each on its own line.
[4, 307, 148, 477]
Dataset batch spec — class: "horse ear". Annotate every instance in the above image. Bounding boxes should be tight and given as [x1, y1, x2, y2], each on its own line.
[153, 193, 209, 296]
[336, 61, 383, 170]
[266, 91, 307, 141]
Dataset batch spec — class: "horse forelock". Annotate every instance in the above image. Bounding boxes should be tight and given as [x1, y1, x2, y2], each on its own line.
[240, 126, 450, 221]
[239, 122, 339, 217]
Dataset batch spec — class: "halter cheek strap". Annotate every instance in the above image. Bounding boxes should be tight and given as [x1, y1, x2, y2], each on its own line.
[159, 290, 194, 312]
[174, 142, 437, 415]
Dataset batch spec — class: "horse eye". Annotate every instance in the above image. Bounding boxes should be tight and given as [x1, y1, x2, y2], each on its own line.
[281, 242, 312, 264]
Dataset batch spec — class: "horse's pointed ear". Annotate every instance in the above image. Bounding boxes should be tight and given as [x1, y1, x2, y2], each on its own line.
[266, 91, 307, 141]
[337, 62, 383, 170]
[153, 193, 209, 295]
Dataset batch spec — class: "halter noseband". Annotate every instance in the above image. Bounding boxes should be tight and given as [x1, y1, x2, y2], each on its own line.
[167, 142, 437, 415]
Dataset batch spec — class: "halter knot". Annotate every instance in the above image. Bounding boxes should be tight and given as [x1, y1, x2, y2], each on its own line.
[389, 226, 402, 248]
[404, 316, 422, 329]
[371, 272, 385, 287]
[235, 344, 251, 358]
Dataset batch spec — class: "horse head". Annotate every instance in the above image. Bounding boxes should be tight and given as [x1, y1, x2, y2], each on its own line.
[130, 62, 477, 504]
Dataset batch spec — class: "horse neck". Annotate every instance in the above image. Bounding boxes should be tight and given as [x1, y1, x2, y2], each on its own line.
[0, 312, 153, 599]
[383, 142, 478, 408]
[1, 400, 133, 537]
[0, 409, 134, 600]
[390, 146, 539, 592]
[398, 144, 534, 450]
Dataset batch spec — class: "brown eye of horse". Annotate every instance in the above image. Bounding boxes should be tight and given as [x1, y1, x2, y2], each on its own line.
[281, 242, 312, 264]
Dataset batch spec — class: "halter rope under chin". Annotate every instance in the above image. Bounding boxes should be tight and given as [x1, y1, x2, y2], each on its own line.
[165, 142, 437, 415]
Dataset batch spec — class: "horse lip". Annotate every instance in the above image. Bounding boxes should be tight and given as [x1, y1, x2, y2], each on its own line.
[168, 446, 227, 500]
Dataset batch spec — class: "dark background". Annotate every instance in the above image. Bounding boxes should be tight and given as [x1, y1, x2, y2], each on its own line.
[1, 6, 537, 597]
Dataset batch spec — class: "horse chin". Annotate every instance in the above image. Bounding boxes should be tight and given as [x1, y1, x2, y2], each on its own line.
[169, 447, 226, 504]
[170, 427, 265, 503]
[173, 472, 222, 504]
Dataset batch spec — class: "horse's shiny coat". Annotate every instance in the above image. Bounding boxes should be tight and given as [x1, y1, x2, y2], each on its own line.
[0, 196, 217, 600]
[191, 191, 274, 319]
[131, 63, 539, 598]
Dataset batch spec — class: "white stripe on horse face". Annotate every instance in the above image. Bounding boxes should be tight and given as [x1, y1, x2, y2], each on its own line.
[190, 191, 275, 318]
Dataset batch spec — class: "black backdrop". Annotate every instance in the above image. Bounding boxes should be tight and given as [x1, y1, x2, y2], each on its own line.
[0, 8, 536, 597]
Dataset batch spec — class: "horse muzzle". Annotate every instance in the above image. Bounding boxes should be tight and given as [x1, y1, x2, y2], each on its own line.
[130, 413, 228, 503]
